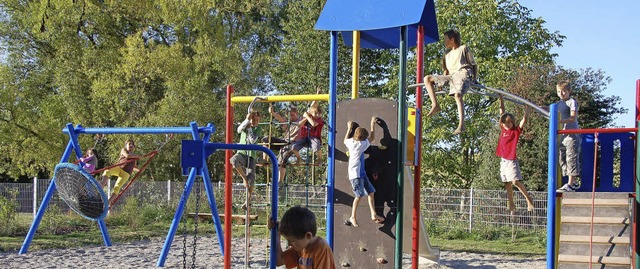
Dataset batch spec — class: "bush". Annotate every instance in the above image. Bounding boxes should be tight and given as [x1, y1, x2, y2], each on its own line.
[0, 194, 18, 236]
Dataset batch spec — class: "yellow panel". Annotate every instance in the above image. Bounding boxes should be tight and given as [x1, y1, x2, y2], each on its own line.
[407, 107, 416, 162]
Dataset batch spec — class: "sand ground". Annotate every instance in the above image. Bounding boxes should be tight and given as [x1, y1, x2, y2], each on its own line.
[0, 236, 545, 269]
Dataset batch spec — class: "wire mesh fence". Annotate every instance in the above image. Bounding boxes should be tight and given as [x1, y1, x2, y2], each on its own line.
[1, 179, 547, 231]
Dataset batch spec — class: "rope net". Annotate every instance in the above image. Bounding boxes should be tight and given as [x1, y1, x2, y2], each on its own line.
[54, 162, 108, 220]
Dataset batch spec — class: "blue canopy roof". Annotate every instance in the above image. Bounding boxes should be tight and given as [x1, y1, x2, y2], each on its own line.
[315, 0, 439, 49]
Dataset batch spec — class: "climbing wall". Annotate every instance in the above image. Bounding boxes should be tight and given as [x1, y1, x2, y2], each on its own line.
[334, 98, 400, 268]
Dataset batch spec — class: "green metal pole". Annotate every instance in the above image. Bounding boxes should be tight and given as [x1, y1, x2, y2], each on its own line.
[395, 25, 408, 269]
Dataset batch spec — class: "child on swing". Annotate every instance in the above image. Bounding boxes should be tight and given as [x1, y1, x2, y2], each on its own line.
[79, 148, 98, 173]
[101, 139, 141, 202]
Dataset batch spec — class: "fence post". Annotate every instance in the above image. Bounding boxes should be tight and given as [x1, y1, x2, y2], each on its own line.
[167, 180, 171, 203]
[468, 188, 474, 232]
[33, 177, 37, 218]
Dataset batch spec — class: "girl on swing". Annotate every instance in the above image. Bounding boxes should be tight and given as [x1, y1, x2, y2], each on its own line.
[101, 139, 141, 202]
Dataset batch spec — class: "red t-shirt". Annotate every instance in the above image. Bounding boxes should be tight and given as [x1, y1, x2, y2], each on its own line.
[300, 117, 324, 140]
[496, 126, 521, 160]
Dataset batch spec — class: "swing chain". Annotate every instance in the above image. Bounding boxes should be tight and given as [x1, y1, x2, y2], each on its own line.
[182, 202, 188, 269]
[191, 181, 201, 269]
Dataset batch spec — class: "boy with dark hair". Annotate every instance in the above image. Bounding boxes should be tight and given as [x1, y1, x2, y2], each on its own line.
[424, 29, 478, 134]
[269, 205, 335, 269]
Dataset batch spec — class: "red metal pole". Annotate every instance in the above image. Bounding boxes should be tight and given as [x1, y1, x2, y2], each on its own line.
[224, 85, 234, 269]
[412, 25, 424, 269]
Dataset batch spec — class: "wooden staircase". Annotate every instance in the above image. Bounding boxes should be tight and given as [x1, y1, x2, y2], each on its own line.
[558, 192, 632, 269]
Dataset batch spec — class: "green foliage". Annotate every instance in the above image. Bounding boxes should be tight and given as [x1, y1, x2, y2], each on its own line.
[0, 191, 18, 235]
[0, 0, 628, 192]
[40, 205, 73, 235]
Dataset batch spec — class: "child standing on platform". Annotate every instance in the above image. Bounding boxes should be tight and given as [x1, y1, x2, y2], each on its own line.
[554, 81, 581, 192]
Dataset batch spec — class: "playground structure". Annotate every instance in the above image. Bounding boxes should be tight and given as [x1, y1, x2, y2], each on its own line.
[16, 0, 640, 266]
[543, 80, 640, 269]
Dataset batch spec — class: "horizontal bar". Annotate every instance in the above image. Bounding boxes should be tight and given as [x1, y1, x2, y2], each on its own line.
[408, 83, 549, 118]
[558, 128, 638, 135]
[63, 125, 216, 135]
[231, 94, 329, 103]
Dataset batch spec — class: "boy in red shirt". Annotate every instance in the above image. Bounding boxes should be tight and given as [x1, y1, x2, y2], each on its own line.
[291, 103, 325, 165]
[496, 95, 534, 213]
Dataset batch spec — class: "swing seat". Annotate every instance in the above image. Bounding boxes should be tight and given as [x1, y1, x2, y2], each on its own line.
[54, 162, 109, 220]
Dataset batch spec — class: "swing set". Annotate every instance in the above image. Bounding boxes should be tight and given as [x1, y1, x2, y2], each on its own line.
[19, 122, 216, 255]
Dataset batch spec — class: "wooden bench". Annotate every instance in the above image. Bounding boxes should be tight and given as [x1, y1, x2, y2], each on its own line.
[187, 213, 258, 224]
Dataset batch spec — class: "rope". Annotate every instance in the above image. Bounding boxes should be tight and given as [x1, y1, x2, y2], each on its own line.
[588, 132, 600, 269]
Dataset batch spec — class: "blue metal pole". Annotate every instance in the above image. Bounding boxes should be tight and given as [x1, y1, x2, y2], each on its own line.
[97, 219, 112, 246]
[157, 167, 198, 267]
[327, 30, 338, 250]
[63, 125, 215, 135]
[198, 124, 225, 255]
[19, 139, 75, 254]
[546, 104, 559, 269]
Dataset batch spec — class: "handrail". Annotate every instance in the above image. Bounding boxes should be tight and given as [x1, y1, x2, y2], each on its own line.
[558, 128, 637, 135]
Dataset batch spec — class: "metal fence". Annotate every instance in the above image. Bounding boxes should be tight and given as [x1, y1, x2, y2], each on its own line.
[0, 179, 547, 231]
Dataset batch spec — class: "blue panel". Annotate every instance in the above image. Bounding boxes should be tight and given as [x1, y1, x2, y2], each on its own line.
[316, 0, 439, 49]
[316, 0, 426, 30]
[578, 133, 635, 193]
[181, 140, 204, 176]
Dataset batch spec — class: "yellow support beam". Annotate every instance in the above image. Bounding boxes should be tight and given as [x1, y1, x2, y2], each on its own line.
[231, 94, 329, 104]
[352, 30, 360, 99]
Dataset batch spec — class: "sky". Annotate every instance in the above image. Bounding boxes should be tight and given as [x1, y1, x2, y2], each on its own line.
[519, 0, 640, 128]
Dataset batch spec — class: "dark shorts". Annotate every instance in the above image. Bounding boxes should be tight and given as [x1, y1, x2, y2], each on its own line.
[229, 153, 255, 186]
[349, 174, 376, 198]
[291, 137, 322, 152]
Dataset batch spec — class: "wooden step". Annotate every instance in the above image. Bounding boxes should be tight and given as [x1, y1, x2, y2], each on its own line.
[561, 216, 629, 225]
[560, 235, 629, 245]
[561, 223, 631, 237]
[563, 198, 629, 206]
[558, 254, 631, 266]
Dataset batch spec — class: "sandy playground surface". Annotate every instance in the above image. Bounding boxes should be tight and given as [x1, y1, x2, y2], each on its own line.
[0, 236, 545, 268]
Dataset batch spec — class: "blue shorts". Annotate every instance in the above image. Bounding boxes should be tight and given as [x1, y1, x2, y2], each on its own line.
[349, 174, 376, 198]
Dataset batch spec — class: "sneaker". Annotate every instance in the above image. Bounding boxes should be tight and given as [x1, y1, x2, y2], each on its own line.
[557, 183, 577, 193]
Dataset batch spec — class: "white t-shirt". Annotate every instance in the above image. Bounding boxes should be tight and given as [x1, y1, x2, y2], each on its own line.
[344, 138, 370, 180]
[444, 45, 476, 74]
